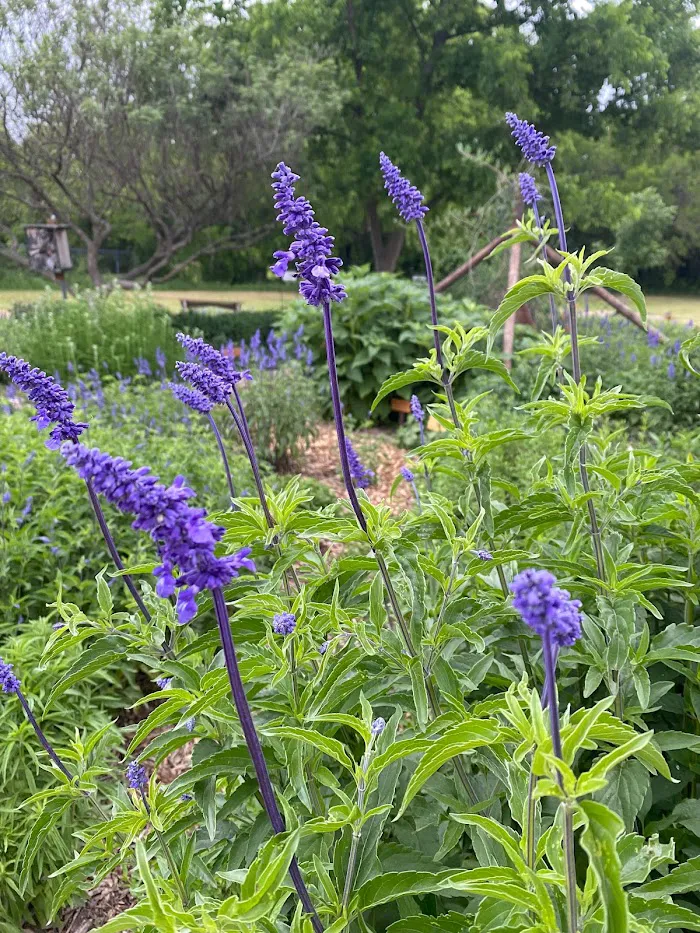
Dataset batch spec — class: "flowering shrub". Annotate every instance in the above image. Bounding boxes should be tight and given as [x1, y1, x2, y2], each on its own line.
[1, 123, 700, 933]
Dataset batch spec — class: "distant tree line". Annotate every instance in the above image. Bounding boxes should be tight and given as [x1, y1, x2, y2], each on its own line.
[1, 0, 699, 290]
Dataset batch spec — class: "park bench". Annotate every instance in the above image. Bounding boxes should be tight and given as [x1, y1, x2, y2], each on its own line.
[179, 298, 242, 312]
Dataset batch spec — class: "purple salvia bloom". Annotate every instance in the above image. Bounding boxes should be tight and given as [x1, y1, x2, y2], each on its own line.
[319, 640, 329, 655]
[135, 358, 152, 377]
[60, 443, 255, 623]
[155, 676, 172, 690]
[177, 333, 251, 386]
[185, 716, 196, 733]
[673, 339, 681, 354]
[648, 330, 660, 348]
[510, 569, 582, 649]
[0, 657, 20, 693]
[270, 162, 346, 306]
[306, 348, 314, 368]
[181, 793, 193, 801]
[2, 491, 10, 504]
[175, 362, 231, 405]
[410, 394, 424, 424]
[345, 438, 374, 489]
[519, 173, 542, 207]
[668, 361, 676, 379]
[156, 348, 167, 371]
[371, 717, 386, 736]
[505, 113, 556, 166]
[0, 353, 88, 448]
[169, 382, 214, 415]
[126, 761, 147, 789]
[475, 549, 493, 561]
[379, 152, 428, 223]
[400, 466, 415, 483]
[272, 612, 297, 635]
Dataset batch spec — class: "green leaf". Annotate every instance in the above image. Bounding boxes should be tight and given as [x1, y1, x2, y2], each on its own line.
[265, 726, 354, 771]
[635, 855, 700, 899]
[408, 656, 429, 732]
[371, 369, 435, 413]
[628, 897, 700, 931]
[578, 800, 629, 933]
[395, 721, 501, 818]
[45, 637, 126, 711]
[488, 276, 557, 349]
[584, 268, 646, 325]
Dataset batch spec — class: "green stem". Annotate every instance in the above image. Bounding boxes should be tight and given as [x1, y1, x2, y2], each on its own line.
[139, 789, 188, 907]
[525, 768, 537, 870]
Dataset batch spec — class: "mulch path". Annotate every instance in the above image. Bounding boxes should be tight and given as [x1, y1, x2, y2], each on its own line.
[301, 423, 416, 512]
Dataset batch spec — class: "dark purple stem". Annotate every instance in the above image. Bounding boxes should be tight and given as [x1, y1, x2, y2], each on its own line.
[85, 479, 152, 622]
[206, 412, 237, 503]
[224, 397, 275, 529]
[532, 201, 559, 334]
[544, 162, 606, 588]
[416, 219, 460, 427]
[17, 689, 73, 780]
[212, 588, 323, 932]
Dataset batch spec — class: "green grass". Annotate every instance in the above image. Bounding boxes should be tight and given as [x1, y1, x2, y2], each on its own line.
[0, 286, 295, 314]
[588, 293, 700, 324]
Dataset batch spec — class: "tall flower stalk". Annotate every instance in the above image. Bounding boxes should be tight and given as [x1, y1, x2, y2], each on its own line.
[511, 569, 582, 933]
[0, 354, 151, 620]
[519, 173, 559, 334]
[271, 162, 477, 802]
[506, 114, 606, 586]
[61, 442, 321, 926]
[169, 383, 237, 503]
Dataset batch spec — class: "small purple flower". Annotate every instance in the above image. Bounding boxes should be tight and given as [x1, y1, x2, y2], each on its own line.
[52, 621, 65, 630]
[61, 443, 255, 623]
[475, 549, 493, 561]
[185, 716, 196, 733]
[650, 354, 658, 366]
[410, 394, 424, 424]
[270, 162, 346, 306]
[379, 152, 428, 223]
[648, 330, 660, 348]
[156, 348, 167, 371]
[1, 491, 10, 504]
[505, 113, 556, 166]
[319, 640, 329, 655]
[134, 357, 152, 377]
[371, 717, 386, 737]
[668, 361, 676, 379]
[0, 657, 20, 694]
[126, 761, 147, 790]
[519, 173, 542, 207]
[510, 569, 582, 648]
[400, 466, 415, 483]
[0, 353, 88, 449]
[169, 382, 214, 415]
[345, 438, 374, 489]
[673, 339, 681, 354]
[155, 677, 172, 690]
[272, 612, 297, 635]
[181, 793, 193, 802]
[177, 333, 251, 386]
[306, 348, 314, 368]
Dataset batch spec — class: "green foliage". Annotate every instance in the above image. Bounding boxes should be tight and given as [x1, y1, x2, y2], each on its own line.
[0, 621, 131, 929]
[0, 288, 181, 380]
[238, 362, 320, 472]
[172, 308, 284, 347]
[281, 271, 488, 419]
[612, 188, 677, 278]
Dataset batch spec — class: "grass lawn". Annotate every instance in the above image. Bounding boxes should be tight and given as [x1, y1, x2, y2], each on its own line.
[0, 287, 295, 314]
[588, 292, 700, 324]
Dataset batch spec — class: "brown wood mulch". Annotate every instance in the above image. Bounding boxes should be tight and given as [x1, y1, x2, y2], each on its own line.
[300, 423, 416, 512]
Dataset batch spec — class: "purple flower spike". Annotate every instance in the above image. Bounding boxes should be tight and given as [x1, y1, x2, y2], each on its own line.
[175, 362, 230, 405]
[0, 657, 20, 694]
[475, 549, 493, 561]
[0, 353, 88, 449]
[668, 361, 676, 379]
[169, 383, 213, 415]
[60, 443, 255, 623]
[176, 333, 249, 385]
[185, 716, 196, 733]
[272, 612, 297, 635]
[126, 761, 147, 789]
[505, 113, 556, 166]
[400, 466, 415, 483]
[270, 162, 346, 306]
[519, 173, 542, 207]
[345, 438, 374, 489]
[410, 394, 424, 424]
[510, 569, 582, 648]
[155, 676, 172, 690]
[379, 152, 428, 223]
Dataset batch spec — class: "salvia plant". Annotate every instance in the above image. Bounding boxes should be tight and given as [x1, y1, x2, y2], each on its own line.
[0, 115, 699, 933]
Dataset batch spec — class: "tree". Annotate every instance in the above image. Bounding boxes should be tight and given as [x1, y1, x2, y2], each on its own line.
[0, 0, 339, 284]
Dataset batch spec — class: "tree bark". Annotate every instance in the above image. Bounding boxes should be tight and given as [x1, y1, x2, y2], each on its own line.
[434, 235, 509, 292]
[85, 240, 103, 286]
[366, 200, 405, 272]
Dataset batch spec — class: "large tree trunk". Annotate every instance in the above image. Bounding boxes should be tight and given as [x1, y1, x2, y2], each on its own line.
[85, 241, 103, 286]
[366, 200, 405, 272]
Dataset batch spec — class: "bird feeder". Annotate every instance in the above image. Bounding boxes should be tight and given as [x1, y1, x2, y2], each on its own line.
[25, 219, 72, 297]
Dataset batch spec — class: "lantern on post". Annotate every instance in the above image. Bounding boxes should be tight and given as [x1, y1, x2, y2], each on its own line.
[24, 216, 72, 298]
